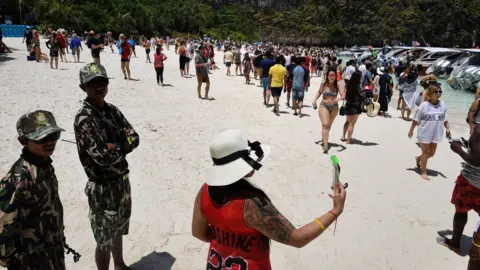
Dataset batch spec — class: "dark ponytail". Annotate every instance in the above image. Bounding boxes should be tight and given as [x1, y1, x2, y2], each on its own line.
[208, 179, 271, 207]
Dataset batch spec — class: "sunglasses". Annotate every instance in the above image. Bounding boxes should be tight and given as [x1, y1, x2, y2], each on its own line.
[434, 90, 443, 94]
[33, 131, 61, 144]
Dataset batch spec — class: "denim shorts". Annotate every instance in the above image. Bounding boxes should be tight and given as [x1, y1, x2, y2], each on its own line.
[292, 88, 305, 101]
[262, 77, 269, 91]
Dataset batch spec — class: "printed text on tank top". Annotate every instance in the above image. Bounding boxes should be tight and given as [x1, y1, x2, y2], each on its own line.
[201, 184, 272, 270]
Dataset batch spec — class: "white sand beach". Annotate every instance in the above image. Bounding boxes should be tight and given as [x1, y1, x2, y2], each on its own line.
[0, 38, 476, 269]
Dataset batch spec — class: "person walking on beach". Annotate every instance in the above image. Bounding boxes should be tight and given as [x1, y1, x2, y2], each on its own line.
[224, 47, 234, 76]
[292, 57, 305, 116]
[268, 56, 287, 115]
[154, 46, 168, 86]
[342, 60, 356, 86]
[46, 32, 60, 69]
[0, 110, 67, 269]
[378, 66, 394, 117]
[128, 36, 136, 58]
[195, 45, 211, 99]
[32, 29, 41, 62]
[341, 71, 364, 144]
[74, 63, 140, 270]
[408, 84, 450, 180]
[143, 38, 151, 63]
[234, 48, 242, 75]
[22, 26, 33, 51]
[192, 129, 346, 270]
[243, 53, 252, 84]
[89, 32, 103, 65]
[440, 123, 480, 270]
[185, 42, 192, 76]
[118, 34, 132, 80]
[261, 51, 275, 106]
[70, 33, 83, 63]
[178, 41, 187, 77]
[285, 56, 297, 108]
[467, 87, 480, 135]
[312, 67, 345, 153]
[56, 30, 68, 63]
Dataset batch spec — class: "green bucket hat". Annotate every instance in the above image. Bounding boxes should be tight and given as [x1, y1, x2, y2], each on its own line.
[16, 110, 65, 141]
[79, 63, 109, 85]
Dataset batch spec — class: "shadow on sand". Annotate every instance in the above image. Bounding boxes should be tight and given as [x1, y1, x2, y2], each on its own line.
[0, 55, 16, 64]
[315, 141, 347, 152]
[437, 230, 473, 257]
[349, 138, 379, 146]
[406, 167, 447, 178]
[129, 251, 176, 270]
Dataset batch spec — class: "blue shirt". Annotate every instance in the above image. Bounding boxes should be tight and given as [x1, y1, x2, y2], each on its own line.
[69, 37, 82, 50]
[260, 58, 275, 78]
[362, 71, 372, 86]
[293, 66, 305, 90]
[128, 39, 135, 48]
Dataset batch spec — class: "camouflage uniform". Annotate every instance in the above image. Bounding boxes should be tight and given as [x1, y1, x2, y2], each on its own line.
[74, 98, 139, 251]
[0, 111, 66, 269]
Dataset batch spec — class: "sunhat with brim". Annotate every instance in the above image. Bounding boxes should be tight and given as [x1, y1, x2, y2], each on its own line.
[207, 129, 270, 187]
[16, 110, 65, 141]
[367, 102, 381, 117]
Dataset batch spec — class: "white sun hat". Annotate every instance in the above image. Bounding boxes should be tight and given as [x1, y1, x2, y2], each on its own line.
[367, 101, 381, 117]
[207, 129, 270, 187]
[377, 67, 384, 75]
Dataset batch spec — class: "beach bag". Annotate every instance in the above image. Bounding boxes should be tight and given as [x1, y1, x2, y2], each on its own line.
[339, 101, 346, 116]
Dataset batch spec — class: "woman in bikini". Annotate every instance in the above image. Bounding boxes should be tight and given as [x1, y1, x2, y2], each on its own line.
[313, 67, 345, 153]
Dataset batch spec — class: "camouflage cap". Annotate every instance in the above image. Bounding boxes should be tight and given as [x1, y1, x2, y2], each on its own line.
[16, 110, 65, 140]
[80, 63, 109, 85]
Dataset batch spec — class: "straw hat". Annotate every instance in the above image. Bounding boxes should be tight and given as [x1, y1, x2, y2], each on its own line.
[367, 102, 381, 117]
[207, 129, 270, 187]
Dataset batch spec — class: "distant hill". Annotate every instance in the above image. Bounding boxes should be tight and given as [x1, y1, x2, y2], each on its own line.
[6, 0, 480, 46]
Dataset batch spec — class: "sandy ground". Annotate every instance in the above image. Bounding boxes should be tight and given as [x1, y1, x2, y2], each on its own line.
[0, 37, 477, 269]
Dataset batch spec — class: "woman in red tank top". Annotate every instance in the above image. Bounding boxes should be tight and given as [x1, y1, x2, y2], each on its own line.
[192, 129, 347, 270]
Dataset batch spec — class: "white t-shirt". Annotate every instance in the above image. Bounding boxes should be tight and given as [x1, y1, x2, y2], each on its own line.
[358, 64, 367, 79]
[284, 55, 291, 67]
[343, 65, 356, 80]
[414, 101, 448, 144]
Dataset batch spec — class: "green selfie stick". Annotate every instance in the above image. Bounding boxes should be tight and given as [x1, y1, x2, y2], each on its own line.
[330, 155, 341, 191]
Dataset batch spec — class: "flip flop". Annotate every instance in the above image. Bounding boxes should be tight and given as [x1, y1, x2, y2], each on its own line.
[340, 138, 347, 142]
[436, 236, 461, 255]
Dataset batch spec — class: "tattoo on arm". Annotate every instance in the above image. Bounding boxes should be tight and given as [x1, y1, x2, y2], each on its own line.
[244, 197, 295, 244]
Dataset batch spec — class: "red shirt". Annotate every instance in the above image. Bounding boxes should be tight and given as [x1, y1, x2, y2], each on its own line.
[121, 41, 131, 60]
[201, 184, 271, 270]
[305, 55, 311, 67]
[56, 34, 66, 48]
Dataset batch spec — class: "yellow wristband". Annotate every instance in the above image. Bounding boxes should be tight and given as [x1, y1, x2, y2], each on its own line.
[315, 218, 326, 231]
[473, 240, 480, 248]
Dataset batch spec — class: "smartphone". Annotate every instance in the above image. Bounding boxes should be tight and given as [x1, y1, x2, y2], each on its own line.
[330, 155, 341, 194]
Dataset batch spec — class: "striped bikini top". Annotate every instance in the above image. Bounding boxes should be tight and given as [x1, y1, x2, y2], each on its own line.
[323, 85, 338, 97]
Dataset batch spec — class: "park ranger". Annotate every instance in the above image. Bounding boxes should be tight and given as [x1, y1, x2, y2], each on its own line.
[0, 110, 67, 269]
[74, 63, 140, 270]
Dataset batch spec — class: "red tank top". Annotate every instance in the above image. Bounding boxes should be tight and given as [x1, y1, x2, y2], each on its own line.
[201, 184, 271, 270]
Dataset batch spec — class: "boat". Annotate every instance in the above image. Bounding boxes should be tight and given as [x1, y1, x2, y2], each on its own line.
[426, 50, 473, 78]
[447, 49, 480, 91]
[374, 46, 412, 67]
[412, 48, 459, 75]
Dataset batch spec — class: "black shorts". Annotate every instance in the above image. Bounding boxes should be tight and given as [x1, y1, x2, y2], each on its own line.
[121, 58, 130, 62]
[145, 49, 150, 54]
[271, 87, 283, 97]
[226, 62, 232, 67]
[50, 50, 59, 57]
[235, 62, 241, 65]
[91, 50, 100, 59]
[179, 55, 187, 70]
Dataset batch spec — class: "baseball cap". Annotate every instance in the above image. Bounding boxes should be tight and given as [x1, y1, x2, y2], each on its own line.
[17, 110, 65, 141]
[79, 63, 109, 85]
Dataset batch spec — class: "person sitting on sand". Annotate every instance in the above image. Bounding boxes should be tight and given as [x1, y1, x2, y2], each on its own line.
[408, 84, 451, 180]
[439, 123, 480, 270]
[192, 129, 346, 270]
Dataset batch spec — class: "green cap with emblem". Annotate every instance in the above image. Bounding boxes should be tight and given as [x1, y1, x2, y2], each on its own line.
[79, 63, 109, 85]
[16, 110, 65, 140]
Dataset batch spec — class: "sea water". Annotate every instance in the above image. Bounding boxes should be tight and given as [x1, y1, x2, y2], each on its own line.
[337, 56, 475, 126]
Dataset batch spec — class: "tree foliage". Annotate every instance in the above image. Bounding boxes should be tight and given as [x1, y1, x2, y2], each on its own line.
[7, 0, 480, 45]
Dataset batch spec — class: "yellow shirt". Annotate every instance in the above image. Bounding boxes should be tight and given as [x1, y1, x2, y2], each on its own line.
[269, 64, 287, 88]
